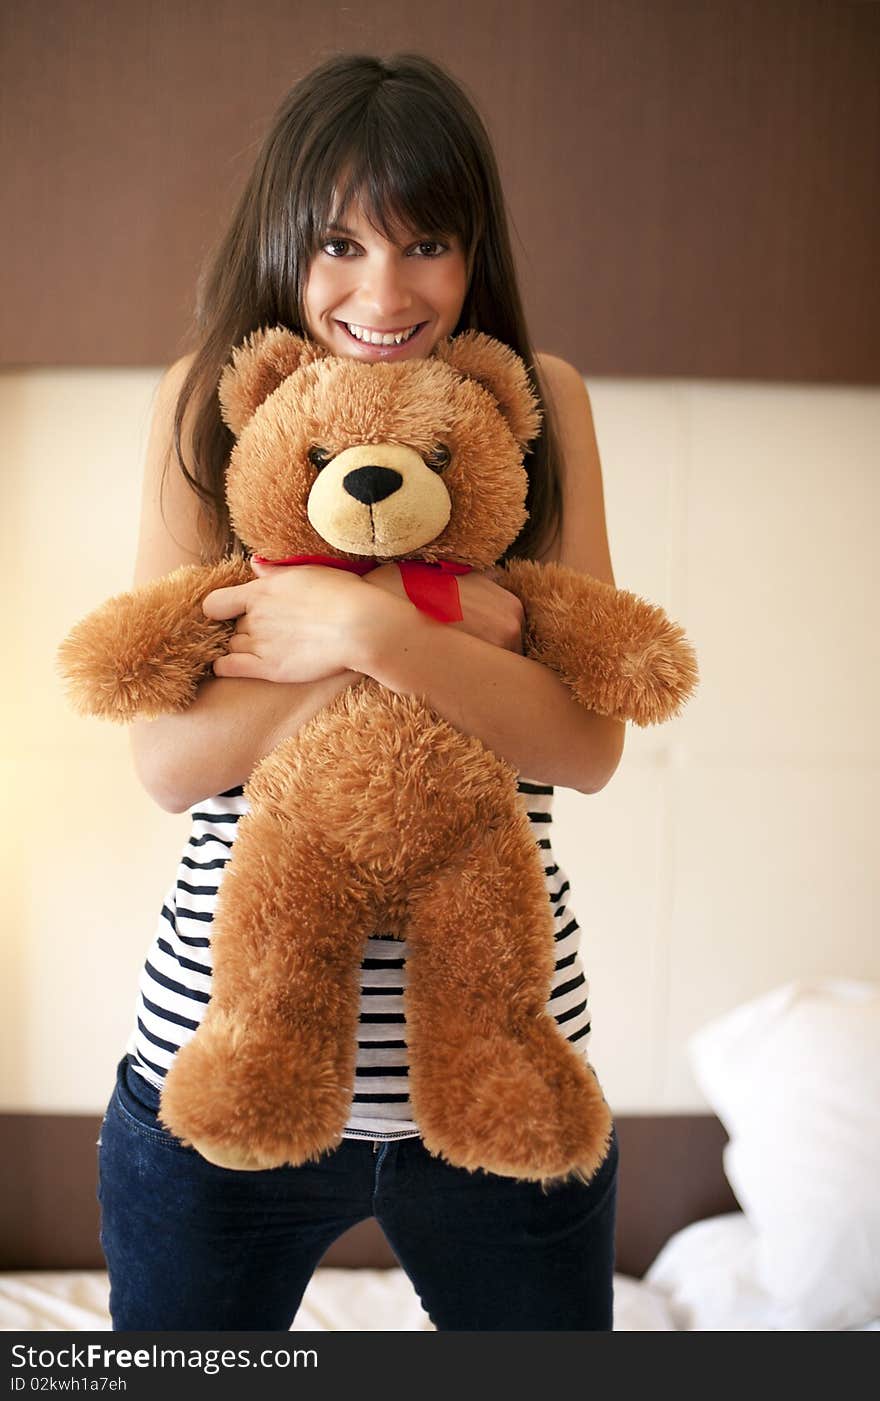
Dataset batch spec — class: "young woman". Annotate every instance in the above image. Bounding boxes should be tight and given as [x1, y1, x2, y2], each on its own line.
[97, 51, 625, 1332]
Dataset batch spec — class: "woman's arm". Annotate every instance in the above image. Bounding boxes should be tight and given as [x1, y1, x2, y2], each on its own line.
[353, 354, 626, 794]
[132, 671, 361, 813]
[129, 355, 356, 813]
[352, 609, 624, 794]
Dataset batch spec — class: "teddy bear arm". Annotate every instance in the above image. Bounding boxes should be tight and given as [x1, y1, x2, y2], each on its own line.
[498, 558, 698, 727]
[57, 557, 253, 722]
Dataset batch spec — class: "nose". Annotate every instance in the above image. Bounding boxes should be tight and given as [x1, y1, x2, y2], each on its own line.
[359, 254, 414, 320]
[343, 465, 403, 505]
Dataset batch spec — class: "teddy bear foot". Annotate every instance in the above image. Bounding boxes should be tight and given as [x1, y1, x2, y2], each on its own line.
[184, 1136, 272, 1172]
[411, 1019, 614, 1184]
[157, 1010, 354, 1171]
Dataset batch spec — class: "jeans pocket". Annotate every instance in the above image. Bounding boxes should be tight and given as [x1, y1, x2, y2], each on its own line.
[111, 1059, 197, 1156]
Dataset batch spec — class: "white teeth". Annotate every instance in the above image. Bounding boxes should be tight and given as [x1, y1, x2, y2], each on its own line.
[345, 322, 420, 346]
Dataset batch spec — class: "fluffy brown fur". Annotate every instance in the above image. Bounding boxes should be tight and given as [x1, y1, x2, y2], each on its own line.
[58, 557, 252, 721]
[501, 559, 699, 726]
[58, 328, 698, 1184]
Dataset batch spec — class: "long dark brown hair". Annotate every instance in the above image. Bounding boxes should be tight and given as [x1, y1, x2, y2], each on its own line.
[168, 52, 563, 563]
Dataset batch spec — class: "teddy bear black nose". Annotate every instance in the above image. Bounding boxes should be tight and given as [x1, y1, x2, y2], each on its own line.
[343, 465, 403, 505]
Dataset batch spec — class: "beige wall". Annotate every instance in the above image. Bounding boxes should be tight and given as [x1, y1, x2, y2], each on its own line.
[3, 370, 877, 1114]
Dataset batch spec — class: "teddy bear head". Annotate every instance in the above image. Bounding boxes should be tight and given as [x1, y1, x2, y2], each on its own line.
[217, 327, 542, 568]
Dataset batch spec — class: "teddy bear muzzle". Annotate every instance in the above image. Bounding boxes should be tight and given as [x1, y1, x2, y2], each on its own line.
[307, 441, 452, 556]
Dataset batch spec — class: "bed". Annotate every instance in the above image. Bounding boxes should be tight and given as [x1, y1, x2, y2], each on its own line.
[0, 1112, 733, 1332]
[3, 980, 877, 1331]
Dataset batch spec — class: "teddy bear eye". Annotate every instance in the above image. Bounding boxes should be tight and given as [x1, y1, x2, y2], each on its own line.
[308, 446, 332, 471]
[425, 444, 451, 473]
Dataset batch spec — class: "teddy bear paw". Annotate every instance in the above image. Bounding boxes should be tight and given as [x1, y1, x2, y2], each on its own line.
[412, 1021, 613, 1183]
[157, 1013, 353, 1171]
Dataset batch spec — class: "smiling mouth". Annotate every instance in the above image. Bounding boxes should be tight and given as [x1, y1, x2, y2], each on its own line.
[337, 320, 427, 347]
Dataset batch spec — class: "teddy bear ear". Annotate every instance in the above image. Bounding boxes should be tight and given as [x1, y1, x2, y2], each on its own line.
[218, 326, 328, 436]
[433, 331, 543, 448]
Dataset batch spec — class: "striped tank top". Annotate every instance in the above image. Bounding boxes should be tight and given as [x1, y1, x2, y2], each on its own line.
[126, 778, 592, 1141]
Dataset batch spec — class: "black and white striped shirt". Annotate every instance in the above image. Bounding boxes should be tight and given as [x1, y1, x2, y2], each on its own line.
[126, 779, 592, 1141]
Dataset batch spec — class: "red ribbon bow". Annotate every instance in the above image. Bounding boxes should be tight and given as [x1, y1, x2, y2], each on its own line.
[251, 554, 474, 624]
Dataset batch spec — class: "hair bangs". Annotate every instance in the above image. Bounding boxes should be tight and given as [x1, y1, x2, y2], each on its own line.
[299, 99, 483, 262]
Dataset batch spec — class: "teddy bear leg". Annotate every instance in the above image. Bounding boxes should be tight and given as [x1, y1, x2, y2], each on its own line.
[158, 804, 375, 1172]
[404, 825, 613, 1185]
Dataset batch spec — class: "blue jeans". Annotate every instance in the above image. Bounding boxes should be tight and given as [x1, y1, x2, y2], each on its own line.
[97, 1053, 619, 1331]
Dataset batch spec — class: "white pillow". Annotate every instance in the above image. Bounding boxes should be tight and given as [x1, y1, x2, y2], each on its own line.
[646, 1213, 798, 1331]
[688, 979, 880, 1331]
[646, 1213, 880, 1332]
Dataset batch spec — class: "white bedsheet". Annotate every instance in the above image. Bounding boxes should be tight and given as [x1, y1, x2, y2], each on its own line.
[0, 1269, 674, 1332]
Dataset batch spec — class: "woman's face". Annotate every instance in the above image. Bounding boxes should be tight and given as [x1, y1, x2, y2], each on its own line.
[301, 199, 469, 362]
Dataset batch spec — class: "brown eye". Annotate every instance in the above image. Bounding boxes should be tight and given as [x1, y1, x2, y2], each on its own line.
[426, 444, 450, 473]
[308, 446, 332, 471]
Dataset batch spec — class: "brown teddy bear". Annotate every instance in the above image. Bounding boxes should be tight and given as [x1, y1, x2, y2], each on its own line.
[59, 329, 697, 1183]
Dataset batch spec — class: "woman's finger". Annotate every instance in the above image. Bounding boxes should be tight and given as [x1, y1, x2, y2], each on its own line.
[362, 564, 406, 599]
[213, 651, 262, 678]
[226, 631, 256, 653]
[203, 583, 252, 620]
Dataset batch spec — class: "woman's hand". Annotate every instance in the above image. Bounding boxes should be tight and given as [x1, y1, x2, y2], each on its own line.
[363, 563, 525, 654]
[203, 559, 525, 683]
[203, 561, 380, 683]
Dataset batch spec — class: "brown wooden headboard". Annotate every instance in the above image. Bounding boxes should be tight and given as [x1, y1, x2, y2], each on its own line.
[4, 3, 878, 382]
[0, 1112, 737, 1280]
